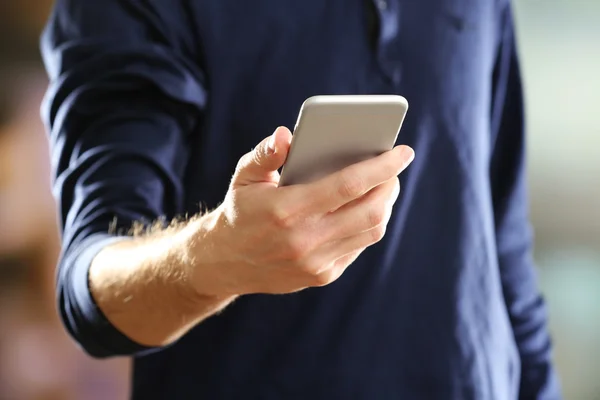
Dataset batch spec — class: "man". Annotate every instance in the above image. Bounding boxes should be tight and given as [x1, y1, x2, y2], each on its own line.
[41, 0, 561, 398]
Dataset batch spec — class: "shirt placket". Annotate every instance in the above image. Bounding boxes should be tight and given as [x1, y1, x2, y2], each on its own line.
[370, 0, 402, 86]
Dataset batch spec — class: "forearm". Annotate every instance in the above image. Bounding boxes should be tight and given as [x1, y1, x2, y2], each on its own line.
[89, 214, 236, 347]
[42, 0, 212, 356]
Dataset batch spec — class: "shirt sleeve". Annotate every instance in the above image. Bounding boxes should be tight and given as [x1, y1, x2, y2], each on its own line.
[41, 0, 207, 358]
[490, 3, 562, 399]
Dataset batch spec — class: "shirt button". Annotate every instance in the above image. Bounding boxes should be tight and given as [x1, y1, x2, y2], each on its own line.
[376, 0, 388, 10]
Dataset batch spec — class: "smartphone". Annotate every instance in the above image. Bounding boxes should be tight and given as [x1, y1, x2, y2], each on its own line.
[278, 95, 408, 187]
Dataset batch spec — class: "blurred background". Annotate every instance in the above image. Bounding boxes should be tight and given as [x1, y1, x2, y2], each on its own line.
[0, 1, 598, 399]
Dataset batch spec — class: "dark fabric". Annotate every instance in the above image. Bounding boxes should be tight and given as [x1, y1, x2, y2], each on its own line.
[41, 0, 561, 399]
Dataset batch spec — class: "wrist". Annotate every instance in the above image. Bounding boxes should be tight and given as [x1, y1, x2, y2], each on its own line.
[178, 207, 239, 301]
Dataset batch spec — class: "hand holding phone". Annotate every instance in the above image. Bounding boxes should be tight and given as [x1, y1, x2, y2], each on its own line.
[198, 96, 413, 296]
[204, 126, 414, 296]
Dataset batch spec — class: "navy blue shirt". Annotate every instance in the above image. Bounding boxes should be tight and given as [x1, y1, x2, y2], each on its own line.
[42, 0, 561, 399]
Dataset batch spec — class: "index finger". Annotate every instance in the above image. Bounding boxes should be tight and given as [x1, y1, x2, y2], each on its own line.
[303, 145, 415, 213]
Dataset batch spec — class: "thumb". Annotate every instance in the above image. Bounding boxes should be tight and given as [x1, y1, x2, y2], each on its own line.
[232, 126, 292, 186]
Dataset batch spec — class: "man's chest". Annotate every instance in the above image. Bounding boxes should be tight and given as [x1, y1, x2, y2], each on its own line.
[191, 1, 498, 83]
[185, 0, 502, 187]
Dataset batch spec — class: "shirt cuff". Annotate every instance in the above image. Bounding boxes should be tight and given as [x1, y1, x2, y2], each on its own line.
[66, 234, 157, 357]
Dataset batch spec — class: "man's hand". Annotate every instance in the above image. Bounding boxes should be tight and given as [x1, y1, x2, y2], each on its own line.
[190, 126, 415, 296]
[86, 126, 413, 348]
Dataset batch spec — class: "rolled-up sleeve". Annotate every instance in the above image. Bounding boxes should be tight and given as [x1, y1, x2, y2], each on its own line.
[41, 0, 207, 358]
[490, 3, 561, 399]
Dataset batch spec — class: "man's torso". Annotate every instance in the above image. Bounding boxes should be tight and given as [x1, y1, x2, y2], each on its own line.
[120, 1, 518, 398]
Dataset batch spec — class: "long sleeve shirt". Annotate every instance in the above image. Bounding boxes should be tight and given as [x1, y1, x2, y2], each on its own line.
[41, 0, 561, 398]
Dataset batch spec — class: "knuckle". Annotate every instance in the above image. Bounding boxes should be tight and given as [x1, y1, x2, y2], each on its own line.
[370, 225, 387, 243]
[250, 146, 264, 165]
[367, 205, 386, 227]
[286, 234, 311, 261]
[297, 256, 327, 278]
[298, 256, 321, 275]
[301, 264, 319, 277]
[338, 171, 364, 199]
[312, 265, 346, 287]
[268, 204, 294, 228]
[312, 270, 334, 287]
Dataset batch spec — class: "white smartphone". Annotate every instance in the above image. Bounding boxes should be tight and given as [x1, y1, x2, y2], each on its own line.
[278, 95, 409, 187]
